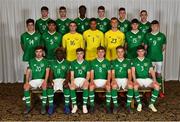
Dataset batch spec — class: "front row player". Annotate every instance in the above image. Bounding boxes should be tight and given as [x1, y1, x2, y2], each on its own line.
[132, 45, 160, 112]
[23, 46, 50, 114]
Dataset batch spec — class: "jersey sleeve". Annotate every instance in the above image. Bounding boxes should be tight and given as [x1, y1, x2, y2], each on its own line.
[62, 35, 66, 48]
[80, 35, 85, 49]
[70, 62, 74, 71]
[104, 33, 108, 48]
[20, 34, 24, 45]
[107, 60, 111, 70]
[144, 34, 149, 45]
[100, 32, 105, 47]
[162, 34, 167, 44]
[122, 33, 125, 46]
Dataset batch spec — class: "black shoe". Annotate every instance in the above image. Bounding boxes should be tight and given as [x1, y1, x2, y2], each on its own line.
[41, 105, 46, 115]
[106, 106, 111, 114]
[113, 107, 118, 114]
[89, 106, 95, 114]
[24, 106, 31, 114]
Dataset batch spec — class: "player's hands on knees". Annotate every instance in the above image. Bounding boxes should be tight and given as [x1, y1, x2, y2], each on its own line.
[24, 82, 30, 90]
[41, 80, 47, 89]
[105, 81, 111, 90]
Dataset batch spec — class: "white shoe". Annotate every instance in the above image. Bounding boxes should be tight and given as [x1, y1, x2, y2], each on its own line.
[149, 104, 157, 112]
[71, 105, 78, 113]
[137, 104, 142, 112]
[83, 105, 88, 114]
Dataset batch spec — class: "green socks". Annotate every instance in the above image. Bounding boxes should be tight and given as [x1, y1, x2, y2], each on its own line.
[150, 89, 159, 104]
[70, 90, 77, 105]
[42, 89, 47, 106]
[64, 88, 70, 106]
[24, 90, 31, 107]
[126, 88, 133, 107]
[106, 91, 111, 107]
[89, 91, 95, 107]
[47, 88, 54, 107]
[111, 89, 118, 108]
[83, 89, 89, 105]
[134, 90, 141, 105]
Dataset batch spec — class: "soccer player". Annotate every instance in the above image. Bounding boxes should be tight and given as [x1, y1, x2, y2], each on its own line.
[74, 5, 89, 34]
[89, 46, 111, 113]
[23, 46, 49, 115]
[132, 45, 160, 112]
[69, 48, 90, 114]
[35, 6, 51, 34]
[105, 17, 125, 61]
[83, 18, 104, 61]
[42, 20, 62, 60]
[125, 19, 145, 59]
[144, 20, 166, 97]
[139, 10, 151, 35]
[111, 46, 133, 113]
[56, 6, 72, 36]
[96, 6, 110, 33]
[62, 21, 84, 61]
[48, 47, 71, 114]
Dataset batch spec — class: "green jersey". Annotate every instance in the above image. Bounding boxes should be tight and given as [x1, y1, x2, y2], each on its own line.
[145, 32, 166, 62]
[96, 18, 110, 33]
[35, 18, 51, 34]
[125, 31, 145, 59]
[131, 57, 153, 78]
[74, 17, 89, 34]
[56, 18, 72, 35]
[50, 59, 69, 79]
[91, 58, 111, 79]
[20, 32, 42, 61]
[42, 32, 62, 60]
[139, 21, 151, 34]
[118, 19, 131, 33]
[112, 59, 131, 78]
[29, 58, 49, 80]
[70, 60, 90, 78]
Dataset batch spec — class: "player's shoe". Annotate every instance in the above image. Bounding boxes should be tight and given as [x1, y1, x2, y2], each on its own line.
[82, 105, 88, 114]
[48, 105, 54, 115]
[137, 104, 142, 112]
[149, 104, 157, 112]
[113, 107, 118, 114]
[24, 106, 31, 114]
[159, 92, 165, 98]
[126, 106, 132, 114]
[106, 106, 111, 114]
[71, 105, 78, 114]
[89, 106, 95, 114]
[64, 105, 70, 114]
[41, 105, 46, 115]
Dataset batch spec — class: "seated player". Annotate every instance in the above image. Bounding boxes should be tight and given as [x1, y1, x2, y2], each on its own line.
[111, 46, 133, 113]
[132, 45, 160, 112]
[23, 46, 49, 115]
[83, 18, 104, 61]
[145, 20, 166, 97]
[69, 48, 90, 114]
[48, 47, 71, 115]
[62, 21, 84, 62]
[105, 17, 125, 61]
[35, 6, 51, 34]
[125, 19, 144, 59]
[74, 5, 89, 34]
[89, 46, 111, 113]
[96, 6, 110, 33]
[42, 20, 62, 60]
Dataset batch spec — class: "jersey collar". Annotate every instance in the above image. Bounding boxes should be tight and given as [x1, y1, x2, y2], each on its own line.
[97, 58, 104, 62]
[137, 57, 145, 62]
[57, 59, 64, 64]
[151, 31, 159, 35]
[48, 31, 56, 35]
[141, 21, 148, 24]
[27, 31, 35, 35]
[119, 18, 125, 23]
[35, 57, 43, 61]
[131, 30, 139, 34]
[79, 17, 86, 21]
[60, 18, 67, 21]
[99, 17, 106, 20]
[117, 58, 124, 62]
[77, 59, 84, 64]
[41, 17, 49, 21]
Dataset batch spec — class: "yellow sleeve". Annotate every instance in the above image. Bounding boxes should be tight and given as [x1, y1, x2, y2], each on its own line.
[100, 32, 105, 47]
[104, 32, 108, 48]
[80, 35, 85, 49]
[62, 35, 66, 48]
[83, 31, 87, 47]
[121, 33, 125, 46]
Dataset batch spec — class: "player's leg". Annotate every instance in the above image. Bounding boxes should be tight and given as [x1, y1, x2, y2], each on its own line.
[63, 81, 71, 114]
[126, 81, 134, 113]
[82, 80, 89, 113]
[69, 80, 78, 113]
[111, 80, 119, 113]
[23, 81, 31, 114]
[89, 81, 95, 113]
[105, 81, 111, 113]
[134, 80, 142, 112]
[47, 82, 54, 115]
[41, 79, 47, 115]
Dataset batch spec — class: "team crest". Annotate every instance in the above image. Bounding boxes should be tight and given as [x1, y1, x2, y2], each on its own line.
[96, 35, 99, 38]
[82, 66, 85, 70]
[61, 66, 65, 69]
[54, 36, 58, 40]
[75, 67, 78, 69]
[130, 36, 132, 38]
[149, 38, 152, 41]
[102, 64, 106, 68]
[40, 63, 44, 67]
[103, 22, 107, 25]
[138, 35, 142, 39]
[66, 23, 69, 26]
[124, 24, 128, 27]
[26, 38, 29, 40]
[123, 64, 127, 67]
[137, 64, 140, 66]
[144, 63, 148, 66]
[46, 37, 49, 40]
[85, 22, 88, 25]
[116, 64, 119, 67]
[157, 37, 161, 40]
[34, 37, 38, 40]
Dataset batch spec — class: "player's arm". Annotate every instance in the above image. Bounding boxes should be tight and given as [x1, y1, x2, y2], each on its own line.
[90, 70, 94, 83]
[62, 36, 66, 49]
[121, 33, 125, 47]
[64, 71, 70, 88]
[104, 33, 108, 48]
[35, 21, 39, 32]
[20, 35, 25, 51]
[107, 70, 111, 85]
[25, 68, 31, 83]
[44, 67, 50, 83]
[70, 71, 75, 84]
[111, 69, 115, 82]
[80, 35, 85, 49]
[131, 67, 137, 82]
[149, 67, 157, 82]
[49, 69, 54, 84]
[162, 44, 166, 52]
[127, 69, 132, 83]
[100, 33, 105, 47]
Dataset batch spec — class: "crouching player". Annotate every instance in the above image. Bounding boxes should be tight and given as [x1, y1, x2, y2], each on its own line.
[48, 47, 71, 115]
[69, 48, 90, 114]
[111, 46, 133, 113]
[23, 46, 49, 114]
[89, 46, 111, 113]
[132, 46, 160, 112]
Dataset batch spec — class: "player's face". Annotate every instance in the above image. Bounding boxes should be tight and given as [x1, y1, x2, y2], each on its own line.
[131, 23, 139, 30]
[59, 9, 66, 18]
[41, 10, 48, 18]
[27, 23, 35, 32]
[79, 7, 86, 16]
[35, 49, 43, 58]
[117, 48, 125, 58]
[119, 10, 126, 19]
[69, 23, 77, 32]
[151, 24, 159, 32]
[90, 21, 97, 30]
[48, 23, 56, 32]
[98, 9, 105, 18]
[137, 49, 145, 57]
[56, 50, 64, 61]
[111, 19, 118, 28]
[140, 12, 147, 21]
[77, 51, 84, 60]
[97, 50, 105, 58]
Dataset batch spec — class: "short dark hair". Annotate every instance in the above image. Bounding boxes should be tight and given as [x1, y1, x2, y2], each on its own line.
[26, 18, 34, 25]
[131, 18, 139, 24]
[140, 10, 147, 14]
[137, 45, 145, 51]
[69, 21, 77, 26]
[55, 47, 65, 54]
[98, 6, 105, 11]
[35, 46, 44, 51]
[97, 46, 106, 52]
[76, 48, 84, 53]
[119, 7, 126, 12]
[151, 20, 159, 25]
[59, 6, 66, 11]
[41, 6, 49, 11]
[116, 46, 125, 51]
[79, 5, 86, 10]
[111, 17, 118, 21]
[48, 19, 56, 25]
[90, 18, 97, 23]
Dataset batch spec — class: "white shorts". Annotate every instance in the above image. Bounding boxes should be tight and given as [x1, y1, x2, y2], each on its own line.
[74, 78, 86, 88]
[53, 78, 65, 92]
[152, 62, 162, 74]
[94, 79, 107, 88]
[116, 78, 128, 90]
[29, 79, 43, 89]
[137, 78, 153, 88]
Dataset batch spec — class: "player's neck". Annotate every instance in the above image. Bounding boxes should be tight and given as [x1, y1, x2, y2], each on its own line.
[60, 17, 67, 20]
[48, 31, 56, 35]
[57, 59, 64, 63]
[36, 57, 43, 61]
[111, 28, 118, 32]
[117, 57, 124, 62]
[70, 31, 76, 34]
[131, 29, 139, 34]
[90, 28, 97, 31]
[41, 17, 49, 21]
[138, 56, 145, 61]
[77, 59, 84, 64]
[27, 30, 35, 35]
[151, 31, 159, 35]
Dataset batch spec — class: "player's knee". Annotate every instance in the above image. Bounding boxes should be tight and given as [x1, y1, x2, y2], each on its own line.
[23, 84, 30, 91]
[106, 85, 111, 91]
[83, 81, 89, 89]
[153, 82, 160, 90]
[111, 82, 117, 89]
[89, 84, 94, 91]
[134, 82, 139, 90]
